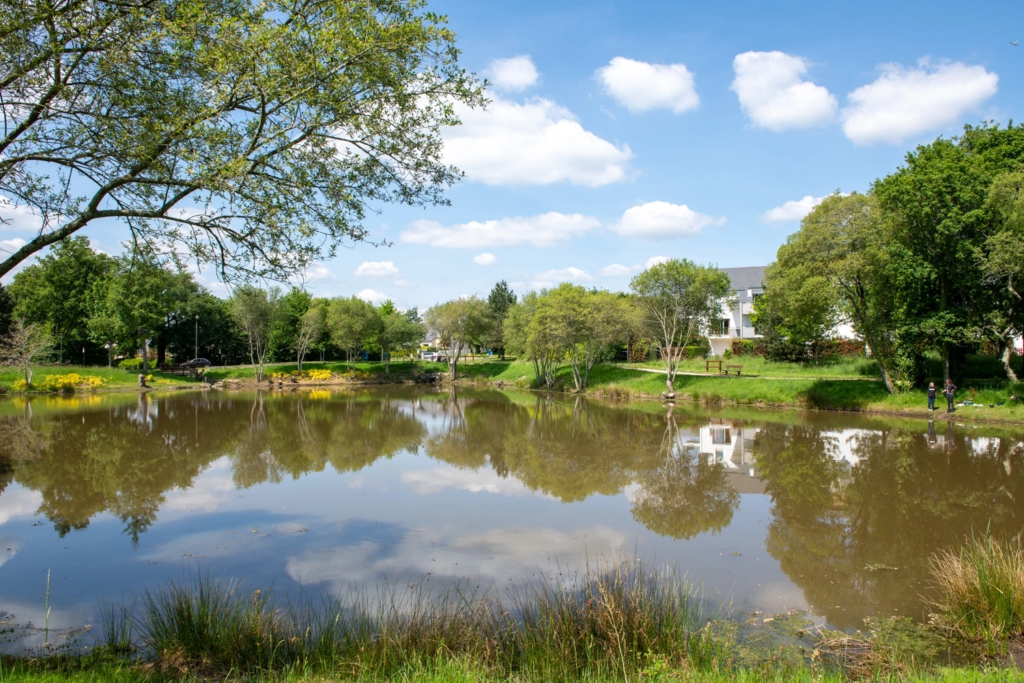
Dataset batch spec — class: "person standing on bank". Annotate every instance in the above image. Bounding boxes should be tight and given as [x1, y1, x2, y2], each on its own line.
[945, 378, 957, 413]
[928, 382, 937, 411]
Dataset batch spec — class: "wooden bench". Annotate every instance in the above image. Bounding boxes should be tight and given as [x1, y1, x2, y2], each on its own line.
[705, 360, 723, 374]
[725, 364, 743, 376]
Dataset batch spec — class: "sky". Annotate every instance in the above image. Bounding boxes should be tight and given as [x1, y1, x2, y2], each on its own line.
[4, 0, 1023, 311]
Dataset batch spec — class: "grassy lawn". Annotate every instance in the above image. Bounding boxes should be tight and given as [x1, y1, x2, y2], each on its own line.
[2, 358, 1022, 423]
[0, 365, 198, 393]
[635, 355, 881, 379]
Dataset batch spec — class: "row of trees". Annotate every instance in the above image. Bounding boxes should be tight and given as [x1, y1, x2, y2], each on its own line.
[759, 123, 1024, 391]
[2, 236, 735, 391]
[0, 237, 434, 379]
[425, 260, 731, 396]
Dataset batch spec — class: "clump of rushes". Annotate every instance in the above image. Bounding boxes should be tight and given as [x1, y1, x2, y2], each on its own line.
[103, 560, 721, 678]
[929, 532, 1024, 648]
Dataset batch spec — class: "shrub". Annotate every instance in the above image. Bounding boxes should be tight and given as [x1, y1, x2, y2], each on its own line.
[929, 533, 1024, 648]
[118, 357, 143, 370]
[837, 339, 866, 357]
[306, 368, 332, 381]
[730, 340, 755, 357]
[39, 374, 103, 392]
[12, 379, 29, 391]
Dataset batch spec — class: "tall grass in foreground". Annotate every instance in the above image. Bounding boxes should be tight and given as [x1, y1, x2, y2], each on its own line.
[930, 533, 1024, 647]
[105, 560, 723, 678]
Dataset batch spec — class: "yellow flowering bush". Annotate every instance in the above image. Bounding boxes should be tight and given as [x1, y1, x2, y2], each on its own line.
[39, 374, 104, 392]
[305, 369, 332, 381]
[13, 379, 29, 391]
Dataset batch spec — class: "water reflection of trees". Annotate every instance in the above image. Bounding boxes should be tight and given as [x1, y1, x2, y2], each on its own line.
[0, 390, 742, 546]
[629, 406, 739, 539]
[755, 421, 1024, 628]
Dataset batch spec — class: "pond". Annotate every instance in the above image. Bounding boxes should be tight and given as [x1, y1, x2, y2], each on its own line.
[0, 387, 1022, 649]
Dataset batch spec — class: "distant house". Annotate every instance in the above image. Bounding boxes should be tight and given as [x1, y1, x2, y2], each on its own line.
[707, 266, 765, 357]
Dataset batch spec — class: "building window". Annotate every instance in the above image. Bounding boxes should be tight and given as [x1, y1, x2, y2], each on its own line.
[713, 319, 730, 336]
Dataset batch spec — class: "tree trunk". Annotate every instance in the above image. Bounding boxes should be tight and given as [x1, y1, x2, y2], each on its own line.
[943, 342, 951, 385]
[1002, 342, 1020, 383]
[384, 349, 390, 374]
[142, 339, 150, 372]
[449, 357, 458, 381]
[297, 349, 303, 373]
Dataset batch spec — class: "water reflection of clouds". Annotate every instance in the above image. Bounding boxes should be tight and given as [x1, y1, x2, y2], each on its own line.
[285, 524, 628, 592]
[0, 486, 42, 525]
[161, 458, 234, 512]
[401, 466, 547, 498]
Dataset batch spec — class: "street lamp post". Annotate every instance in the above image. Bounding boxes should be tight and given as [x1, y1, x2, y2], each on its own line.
[194, 315, 199, 360]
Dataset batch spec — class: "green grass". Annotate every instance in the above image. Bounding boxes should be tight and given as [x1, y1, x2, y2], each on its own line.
[6, 547, 1024, 683]
[0, 365, 198, 393]
[930, 533, 1024, 651]
[94, 559, 720, 679]
[635, 355, 882, 379]
[2, 658, 1023, 683]
[3, 357, 1024, 425]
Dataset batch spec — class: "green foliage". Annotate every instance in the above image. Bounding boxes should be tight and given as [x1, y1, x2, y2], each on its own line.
[327, 296, 382, 370]
[486, 280, 517, 358]
[631, 260, 732, 393]
[0, 0, 484, 281]
[229, 286, 282, 381]
[930, 533, 1024, 650]
[424, 297, 491, 379]
[375, 305, 425, 372]
[8, 237, 111, 361]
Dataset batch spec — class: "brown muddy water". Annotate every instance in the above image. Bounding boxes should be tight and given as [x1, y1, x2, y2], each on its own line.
[0, 387, 1022, 649]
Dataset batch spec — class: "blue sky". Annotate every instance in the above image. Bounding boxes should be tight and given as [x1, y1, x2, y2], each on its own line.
[4, 0, 1022, 311]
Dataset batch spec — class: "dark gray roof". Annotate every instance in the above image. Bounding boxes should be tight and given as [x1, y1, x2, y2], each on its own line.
[720, 266, 766, 292]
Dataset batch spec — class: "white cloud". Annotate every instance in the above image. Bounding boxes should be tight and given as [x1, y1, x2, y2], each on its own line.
[402, 467, 542, 497]
[392, 278, 416, 288]
[473, 252, 498, 266]
[355, 289, 388, 304]
[0, 488, 42, 525]
[401, 212, 599, 249]
[0, 238, 26, 255]
[611, 201, 724, 240]
[596, 57, 699, 114]
[485, 55, 539, 92]
[644, 256, 671, 268]
[444, 96, 633, 187]
[354, 260, 400, 277]
[762, 195, 825, 223]
[599, 263, 632, 277]
[842, 59, 999, 145]
[531, 266, 593, 289]
[0, 203, 43, 232]
[731, 51, 838, 131]
[285, 524, 629, 595]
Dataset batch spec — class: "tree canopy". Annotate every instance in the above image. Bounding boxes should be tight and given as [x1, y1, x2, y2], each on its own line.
[0, 0, 483, 281]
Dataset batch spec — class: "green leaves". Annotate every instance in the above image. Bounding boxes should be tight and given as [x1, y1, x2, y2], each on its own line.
[1, 0, 483, 281]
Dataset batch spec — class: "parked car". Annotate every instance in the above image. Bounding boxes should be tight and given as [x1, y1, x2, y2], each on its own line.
[182, 358, 212, 368]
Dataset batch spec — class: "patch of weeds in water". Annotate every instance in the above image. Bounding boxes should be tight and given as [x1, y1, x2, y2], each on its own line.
[929, 531, 1024, 655]
[813, 617, 951, 680]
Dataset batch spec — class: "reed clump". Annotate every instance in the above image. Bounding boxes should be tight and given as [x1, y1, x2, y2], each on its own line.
[102, 560, 721, 678]
[929, 533, 1024, 647]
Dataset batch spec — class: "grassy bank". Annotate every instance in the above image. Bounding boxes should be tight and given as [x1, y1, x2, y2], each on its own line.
[0, 366, 198, 393]
[5, 540, 1024, 683]
[3, 359, 1023, 424]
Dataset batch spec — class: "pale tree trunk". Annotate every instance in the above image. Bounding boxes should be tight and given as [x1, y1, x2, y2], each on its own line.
[1002, 342, 1019, 383]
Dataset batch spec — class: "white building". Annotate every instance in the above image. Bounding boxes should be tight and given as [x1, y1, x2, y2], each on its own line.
[708, 266, 765, 357]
